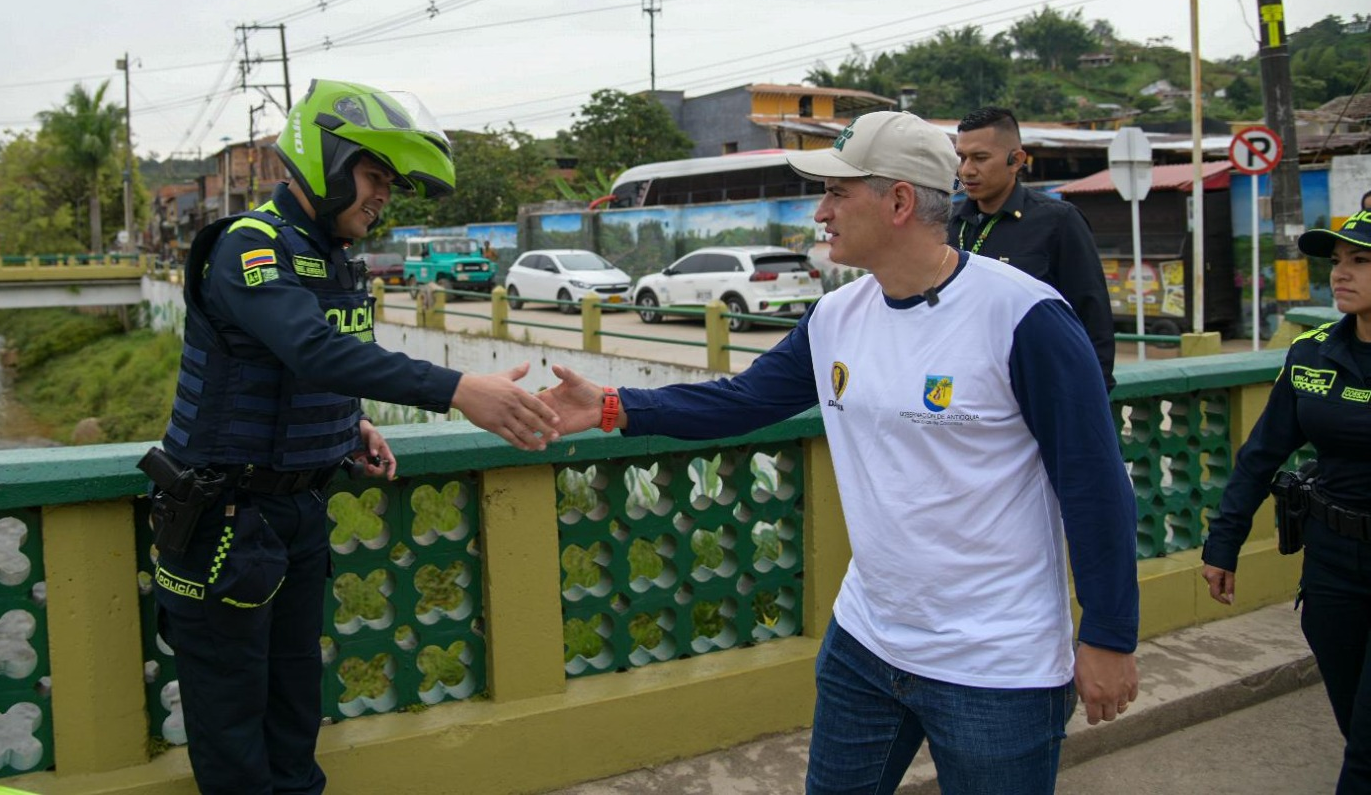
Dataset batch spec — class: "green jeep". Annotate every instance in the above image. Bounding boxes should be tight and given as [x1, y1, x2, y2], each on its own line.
[402, 236, 497, 297]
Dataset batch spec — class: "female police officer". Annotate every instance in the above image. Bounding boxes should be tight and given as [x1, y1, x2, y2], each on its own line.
[153, 79, 558, 794]
[1202, 210, 1371, 794]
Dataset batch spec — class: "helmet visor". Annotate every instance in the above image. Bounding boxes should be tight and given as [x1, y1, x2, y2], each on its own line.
[331, 91, 445, 141]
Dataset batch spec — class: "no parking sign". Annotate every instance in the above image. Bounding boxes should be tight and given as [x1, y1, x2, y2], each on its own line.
[1228, 126, 1282, 176]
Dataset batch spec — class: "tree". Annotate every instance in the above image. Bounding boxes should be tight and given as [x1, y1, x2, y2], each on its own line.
[566, 90, 693, 181]
[374, 124, 556, 234]
[0, 132, 83, 255]
[37, 82, 125, 253]
[1010, 7, 1097, 71]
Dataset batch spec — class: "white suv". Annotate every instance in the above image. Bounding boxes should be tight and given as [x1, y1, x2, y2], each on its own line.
[632, 246, 822, 331]
[504, 249, 633, 314]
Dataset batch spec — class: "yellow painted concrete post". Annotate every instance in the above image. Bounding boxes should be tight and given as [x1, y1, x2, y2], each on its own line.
[581, 295, 602, 354]
[424, 285, 446, 332]
[370, 278, 386, 324]
[479, 466, 566, 701]
[1226, 380, 1277, 542]
[490, 286, 510, 341]
[1179, 332, 1222, 357]
[43, 500, 148, 773]
[27, 257, 39, 268]
[705, 300, 730, 372]
[802, 436, 849, 638]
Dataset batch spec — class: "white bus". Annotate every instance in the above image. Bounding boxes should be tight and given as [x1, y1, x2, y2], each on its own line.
[600, 149, 825, 209]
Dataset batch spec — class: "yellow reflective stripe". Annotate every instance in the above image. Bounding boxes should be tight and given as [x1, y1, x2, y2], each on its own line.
[1292, 321, 1337, 344]
[226, 217, 279, 239]
[208, 524, 235, 585]
[221, 577, 284, 609]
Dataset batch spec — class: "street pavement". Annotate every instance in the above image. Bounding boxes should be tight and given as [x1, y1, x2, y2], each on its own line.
[381, 293, 1262, 375]
[543, 604, 1341, 794]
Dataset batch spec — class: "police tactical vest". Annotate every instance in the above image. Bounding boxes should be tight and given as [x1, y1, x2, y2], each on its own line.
[164, 207, 366, 471]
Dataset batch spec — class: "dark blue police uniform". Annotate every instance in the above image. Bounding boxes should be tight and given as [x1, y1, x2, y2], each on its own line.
[1204, 316, 1371, 794]
[156, 183, 461, 794]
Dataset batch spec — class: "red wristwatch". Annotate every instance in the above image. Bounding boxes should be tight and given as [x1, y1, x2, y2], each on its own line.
[600, 386, 620, 433]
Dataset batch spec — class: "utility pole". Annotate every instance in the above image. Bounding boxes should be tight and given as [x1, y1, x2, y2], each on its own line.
[1255, 0, 1308, 310]
[1188, 1, 1205, 333]
[117, 53, 134, 253]
[248, 102, 267, 207]
[642, 0, 662, 92]
[237, 23, 293, 113]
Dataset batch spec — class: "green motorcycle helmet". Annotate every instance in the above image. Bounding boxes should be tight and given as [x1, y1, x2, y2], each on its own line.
[274, 79, 455, 228]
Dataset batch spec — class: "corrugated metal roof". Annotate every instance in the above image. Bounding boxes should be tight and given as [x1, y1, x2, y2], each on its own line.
[1056, 161, 1233, 194]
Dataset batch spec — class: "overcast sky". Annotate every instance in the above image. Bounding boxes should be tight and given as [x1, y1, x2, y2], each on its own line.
[2, 0, 1361, 160]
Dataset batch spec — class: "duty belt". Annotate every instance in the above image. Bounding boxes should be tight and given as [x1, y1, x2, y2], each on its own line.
[221, 464, 338, 495]
[1309, 490, 1371, 542]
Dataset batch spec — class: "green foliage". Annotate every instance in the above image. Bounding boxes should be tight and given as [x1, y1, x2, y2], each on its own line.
[373, 124, 557, 234]
[0, 308, 121, 370]
[560, 542, 604, 592]
[803, 14, 1363, 123]
[417, 641, 467, 691]
[552, 169, 616, 203]
[566, 90, 693, 181]
[36, 81, 130, 253]
[1289, 14, 1371, 105]
[1010, 6, 1097, 71]
[0, 132, 83, 255]
[7, 322, 180, 444]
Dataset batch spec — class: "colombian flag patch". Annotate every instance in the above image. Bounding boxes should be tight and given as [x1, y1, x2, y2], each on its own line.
[241, 249, 276, 270]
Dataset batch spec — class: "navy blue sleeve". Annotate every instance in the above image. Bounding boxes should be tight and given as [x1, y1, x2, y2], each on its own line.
[1049, 205, 1116, 393]
[1010, 299, 1139, 653]
[1201, 354, 1306, 572]
[203, 228, 460, 413]
[618, 304, 820, 439]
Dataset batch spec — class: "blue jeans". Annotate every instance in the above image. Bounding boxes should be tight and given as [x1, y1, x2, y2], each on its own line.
[807, 620, 1073, 795]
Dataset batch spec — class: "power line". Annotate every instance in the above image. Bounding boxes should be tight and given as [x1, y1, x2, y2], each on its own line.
[441, 0, 1099, 130]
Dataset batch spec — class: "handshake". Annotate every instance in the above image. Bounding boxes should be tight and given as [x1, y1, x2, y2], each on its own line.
[448, 362, 617, 452]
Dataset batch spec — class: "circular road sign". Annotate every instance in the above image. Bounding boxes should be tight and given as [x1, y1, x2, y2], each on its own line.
[1228, 125, 1282, 176]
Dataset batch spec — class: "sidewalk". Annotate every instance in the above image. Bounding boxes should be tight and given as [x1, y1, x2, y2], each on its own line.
[545, 603, 1328, 794]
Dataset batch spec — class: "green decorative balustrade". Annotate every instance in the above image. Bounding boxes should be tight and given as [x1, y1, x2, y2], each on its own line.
[557, 443, 804, 678]
[0, 345, 1304, 787]
[0, 508, 52, 776]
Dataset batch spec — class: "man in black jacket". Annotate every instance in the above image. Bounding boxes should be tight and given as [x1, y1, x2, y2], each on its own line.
[948, 106, 1115, 391]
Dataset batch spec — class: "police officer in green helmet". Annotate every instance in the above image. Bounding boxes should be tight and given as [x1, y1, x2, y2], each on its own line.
[151, 79, 560, 794]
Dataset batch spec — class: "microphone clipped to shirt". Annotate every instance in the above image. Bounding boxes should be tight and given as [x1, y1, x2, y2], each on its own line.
[923, 286, 940, 307]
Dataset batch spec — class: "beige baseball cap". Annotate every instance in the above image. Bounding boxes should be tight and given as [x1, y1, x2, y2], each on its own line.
[787, 111, 959, 193]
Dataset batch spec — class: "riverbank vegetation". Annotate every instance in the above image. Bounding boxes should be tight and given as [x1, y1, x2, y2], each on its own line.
[0, 308, 179, 444]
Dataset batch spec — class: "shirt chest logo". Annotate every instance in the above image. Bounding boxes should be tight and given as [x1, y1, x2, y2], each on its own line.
[923, 374, 953, 412]
[827, 361, 849, 411]
[1290, 366, 1336, 396]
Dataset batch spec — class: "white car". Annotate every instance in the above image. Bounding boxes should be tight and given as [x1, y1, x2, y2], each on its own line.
[632, 246, 823, 331]
[503, 249, 633, 314]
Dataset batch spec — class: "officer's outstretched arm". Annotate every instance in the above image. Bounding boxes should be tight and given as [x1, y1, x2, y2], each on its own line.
[452, 362, 560, 451]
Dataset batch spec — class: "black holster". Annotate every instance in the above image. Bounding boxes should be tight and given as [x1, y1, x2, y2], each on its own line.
[137, 447, 226, 554]
[1270, 460, 1317, 555]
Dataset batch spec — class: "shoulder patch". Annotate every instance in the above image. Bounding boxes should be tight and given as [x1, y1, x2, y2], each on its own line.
[241, 249, 276, 270]
[293, 256, 328, 278]
[1292, 321, 1337, 345]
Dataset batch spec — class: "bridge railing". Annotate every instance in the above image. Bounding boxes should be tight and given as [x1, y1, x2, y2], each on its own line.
[0, 254, 157, 282]
[0, 344, 1308, 793]
[389, 283, 1204, 375]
